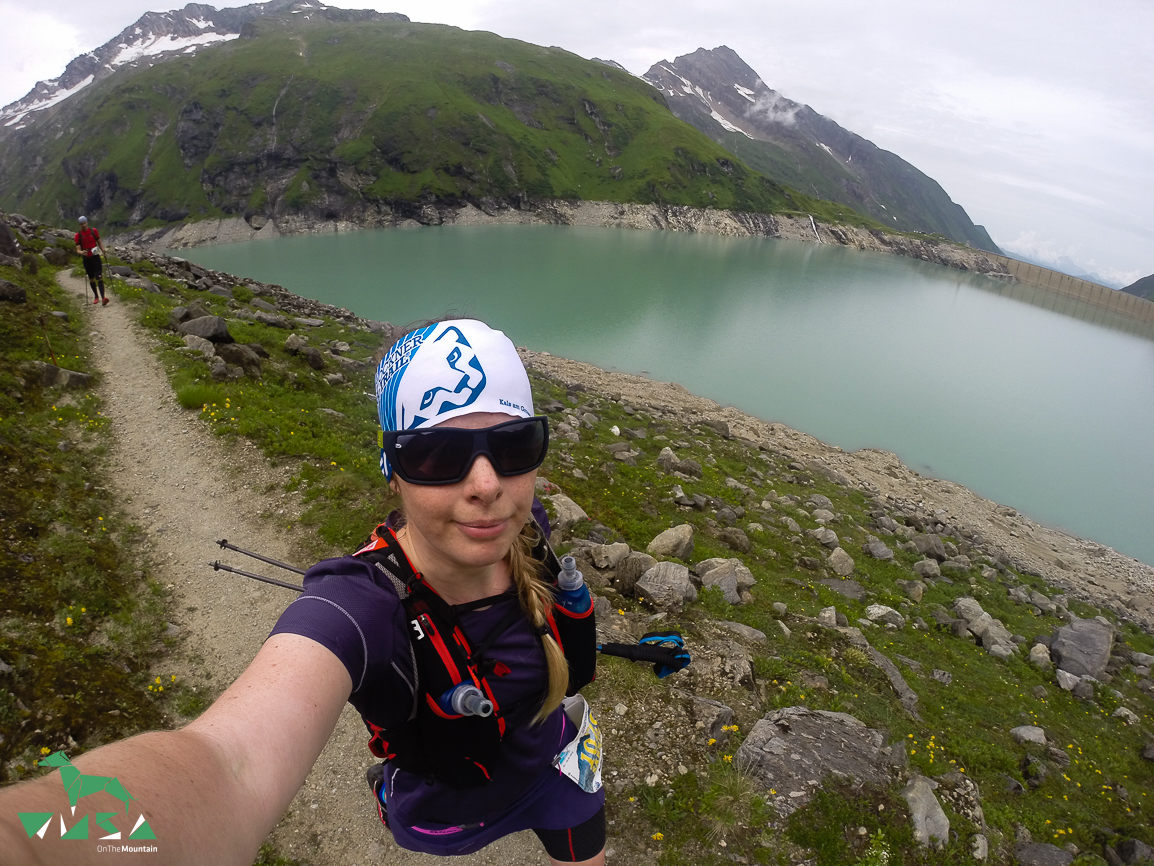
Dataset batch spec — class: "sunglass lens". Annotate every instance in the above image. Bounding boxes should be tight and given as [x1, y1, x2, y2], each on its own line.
[488, 419, 546, 474]
[395, 429, 471, 482]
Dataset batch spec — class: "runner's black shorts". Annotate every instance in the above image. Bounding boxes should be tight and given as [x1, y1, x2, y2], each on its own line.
[533, 805, 605, 862]
[82, 254, 103, 279]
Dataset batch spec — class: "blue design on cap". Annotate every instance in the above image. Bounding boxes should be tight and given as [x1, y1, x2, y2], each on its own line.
[407, 326, 487, 429]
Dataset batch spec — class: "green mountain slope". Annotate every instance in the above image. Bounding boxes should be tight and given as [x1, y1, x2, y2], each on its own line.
[1122, 273, 1154, 301]
[0, 17, 872, 233]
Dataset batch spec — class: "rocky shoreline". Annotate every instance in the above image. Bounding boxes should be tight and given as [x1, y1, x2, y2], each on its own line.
[111, 198, 1014, 281]
[522, 349, 1154, 630]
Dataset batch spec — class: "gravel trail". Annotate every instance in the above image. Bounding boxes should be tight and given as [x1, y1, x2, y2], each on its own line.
[59, 271, 549, 864]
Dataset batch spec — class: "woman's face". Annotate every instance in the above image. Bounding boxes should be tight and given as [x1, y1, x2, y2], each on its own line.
[392, 412, 537, 575]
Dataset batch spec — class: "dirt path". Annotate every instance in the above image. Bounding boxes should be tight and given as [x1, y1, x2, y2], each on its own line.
[60, 271, 550, 864]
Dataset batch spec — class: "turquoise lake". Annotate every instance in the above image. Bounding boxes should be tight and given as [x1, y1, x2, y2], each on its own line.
[185, 225, 1154, 568]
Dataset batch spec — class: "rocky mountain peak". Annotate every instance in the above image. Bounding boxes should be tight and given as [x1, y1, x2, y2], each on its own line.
[0, 0, 409, 130]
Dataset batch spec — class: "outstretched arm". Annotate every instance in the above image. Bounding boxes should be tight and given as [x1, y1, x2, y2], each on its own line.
[0, 633, 352, 866]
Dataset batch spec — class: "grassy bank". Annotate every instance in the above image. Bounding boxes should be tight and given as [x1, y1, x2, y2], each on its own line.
[0, 253, 169, 779]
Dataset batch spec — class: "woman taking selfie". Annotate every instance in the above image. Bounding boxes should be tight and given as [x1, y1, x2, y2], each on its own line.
[0, 319, 604, 865]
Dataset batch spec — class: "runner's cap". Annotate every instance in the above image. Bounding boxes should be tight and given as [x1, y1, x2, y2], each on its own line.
[78, 216, 87, 223]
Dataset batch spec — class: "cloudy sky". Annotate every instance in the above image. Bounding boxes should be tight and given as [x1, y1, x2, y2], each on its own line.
[2, 0, 1150, 286]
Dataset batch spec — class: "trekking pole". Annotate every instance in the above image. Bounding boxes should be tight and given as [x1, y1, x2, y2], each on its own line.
[215, 539, 306, 575]
[210, 560, 304, 592]
[38, 316, 58, 366]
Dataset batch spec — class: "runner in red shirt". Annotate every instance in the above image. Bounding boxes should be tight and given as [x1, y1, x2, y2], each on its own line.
[74, 216, 108, 305]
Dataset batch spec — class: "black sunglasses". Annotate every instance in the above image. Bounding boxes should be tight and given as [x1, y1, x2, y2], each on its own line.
[380, 416, 550, 485]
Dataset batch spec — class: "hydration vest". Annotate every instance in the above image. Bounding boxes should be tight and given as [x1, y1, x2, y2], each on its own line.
[352, 522, 596, 789]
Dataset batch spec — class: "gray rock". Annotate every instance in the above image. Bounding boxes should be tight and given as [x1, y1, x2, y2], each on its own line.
[21, 361, 92, 389]
[636, 561, 697, 612]
[294, 317, 325, 327]
[701, 565, 741, 604]
[862, 540, 894, 561]
[615, 552, 656, 596]
[780, 516, 802, 534]
[656, 446, 678, 472]
[1029, 644, 1053, 668]
[545, 494, 588, 535]
[913, 534, 948, 561]
[972, 834, 989, 861]
[931, 669, 952, 684]
[183, 334, 215, 357]
[896, 579, 925, 603]
[178, 315, 234, 343]
[251, 298, 278, 313]
[807, 494, 833, 510]
[1014, 842, 1074, 866]
[828, 548, 855, 576]
[953, 596, 987, 623]
[284, 333, 309, 354]
[735, 707, 890, 816]
[1113, 707, 1140, 726]
[647, 524, 695, 560]
[1010, 725, 1047, 746]
[697, 559, 756, 590]
[1117, 838, 1154, 864]
[900, 775, 949, 848]
[988, 644, 1014, 661]
[0, 221, 19, 256]
[718, 621, 767, 643]
[1055, 669, 1081, 690]
[589, 542, 631, 570]
[717, 527, 751, 553]
[0, 278, 27, 303]
[1051, 618, 1114, 679]
[812, 508, 836, 523]
[677, 458, 703, 478]
[301, 347, 326, 370]
[775, 620, 791, 639]
[324, 372, 346, 386]
[208, 285, 234, 299]
[818, 577, 867, 601]
[809, 527, 839, 549]
[913, 558, 940, 579]
[817, 606, 838, 627]
[1131, 651, 1154, 667]
[1071, 680, 1095, 700]
[215, 343, 262, 379]
[680, 692, 735, 739]
[866, 605, 905, 628]
[701, 419, 730, 438]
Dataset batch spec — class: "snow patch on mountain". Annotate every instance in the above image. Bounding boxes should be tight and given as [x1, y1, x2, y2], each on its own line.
[111, 32, 238, 67]
[3, 75, 94, 129]
[710, 109, 752, 138]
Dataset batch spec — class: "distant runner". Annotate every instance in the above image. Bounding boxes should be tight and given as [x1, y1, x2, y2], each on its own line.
[74, 216, 108, 305]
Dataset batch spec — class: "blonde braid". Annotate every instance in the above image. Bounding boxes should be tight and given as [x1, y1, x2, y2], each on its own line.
[507, 521, 569, 724]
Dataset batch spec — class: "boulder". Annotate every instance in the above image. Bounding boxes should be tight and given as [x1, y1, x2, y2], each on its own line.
[817, 607, 838, 627]
[251, 298, 278, 313]
[701, 566, 741, 604]
[168, 302, 211, 328]
[717, 527, 751, 553]
[1010, 725, 1047, 746]
[0, 279, 26, 303]
[284, 333, 309, 354]
[544, 494, 588, 535]
[215, 343, 262, 378]
[301, 347, 326, 370]
[636, 561, 697, 612]
[183, 334, 215, 357]
[1055, 669, 1081, 691]
[697, 559, 756, 591]
[818, 577, 866, 601]
[900, 775, 949, 848]
[913, 559, 940, 579]
[896, 579, 925, 603]
[809, 527, 839, 549]
[22, 361, 92, 389]
[647, 524, 695, 560]
[0, 221, 18, 256]
[254, 311, 292, 328]
[862, 540, 894, 561]
[1050, 618, 1114, 679]
[828, 548, 855, 576]
[865, 605, 905, 628]
[589, 542, 630, 570]
[1029, 644, 1053, 669]
[1117, 839, 1154, 864]
[680, 692, 735, 739]
[735, 707, 891, 816]
[615, 551, 656, 596]
[1014, 842, 1073, 866]
[913, 534, 948, 561]
[43, 247, 71, 266]
[178, 315, 233, 344]
[780, 515, 802, 534]
[718, 621, 767, 643]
